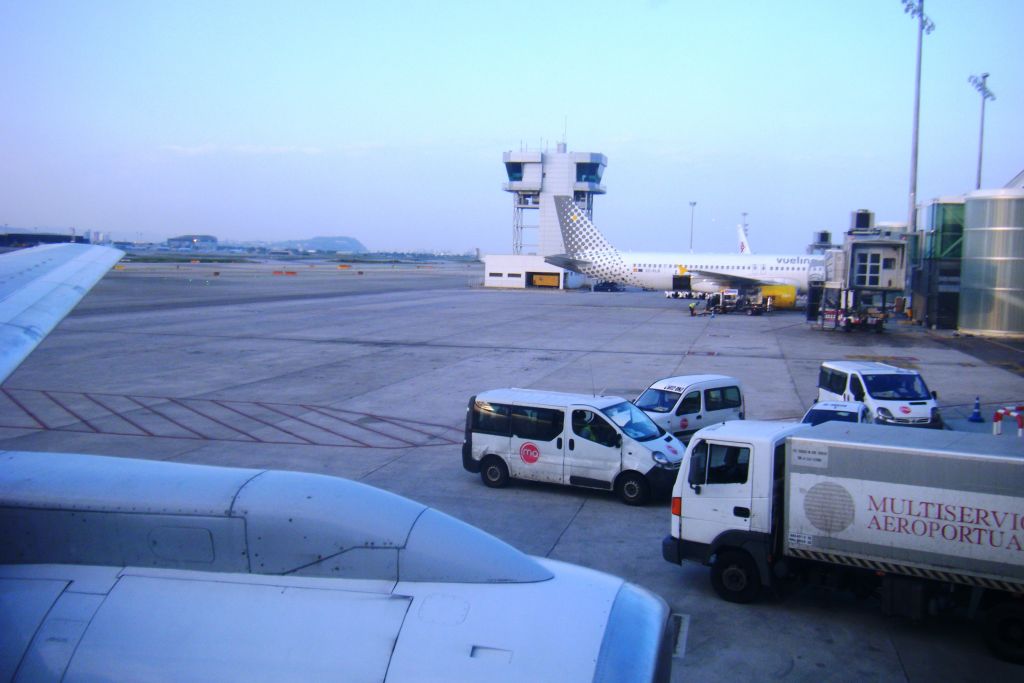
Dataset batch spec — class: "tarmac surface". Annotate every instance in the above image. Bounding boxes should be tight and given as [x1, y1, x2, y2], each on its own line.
[2, 259, 1023, 681]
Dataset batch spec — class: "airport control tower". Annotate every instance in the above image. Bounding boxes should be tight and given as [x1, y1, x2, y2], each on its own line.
[502, 142, 606, 256]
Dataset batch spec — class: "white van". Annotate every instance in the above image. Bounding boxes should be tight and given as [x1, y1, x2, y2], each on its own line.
[462, 389, 683, 505]
[633, 375, 744, 441]
[816, 361, 942, 428]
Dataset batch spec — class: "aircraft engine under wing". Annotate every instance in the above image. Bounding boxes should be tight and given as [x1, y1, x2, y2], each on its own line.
[0, 452, 672, 681]
[0, 243, 124, 382]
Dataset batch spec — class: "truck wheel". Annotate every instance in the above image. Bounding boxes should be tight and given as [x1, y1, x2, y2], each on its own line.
[616, 471, 650, 506]
[985, 602, 1024, 663]
[711, 550, 761, 603]
[480, 456, 509, 488]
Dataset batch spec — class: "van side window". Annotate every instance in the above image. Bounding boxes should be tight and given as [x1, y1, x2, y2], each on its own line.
[706, 444, 750, 485]
[849, 375, 866, 402]
[704, 387, 740, 411]
[708, 389, 741, 411]
[676, 391, 701, 415]
[472, 401, 510, 436]
[819, 368, 847, 395]
[688, 440, 708, 486]
[512, 406, 564, 442]
[572, 410, 618, 448]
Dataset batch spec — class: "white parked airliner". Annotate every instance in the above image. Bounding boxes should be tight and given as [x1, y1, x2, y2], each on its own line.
[546, 196, 825, 307]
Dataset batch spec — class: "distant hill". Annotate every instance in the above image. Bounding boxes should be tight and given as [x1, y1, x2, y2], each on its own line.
[272, 236, 367, 253]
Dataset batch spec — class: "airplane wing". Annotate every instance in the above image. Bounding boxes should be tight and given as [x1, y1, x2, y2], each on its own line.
[685, 268, 769, 288]
[0, 243, 124, 383]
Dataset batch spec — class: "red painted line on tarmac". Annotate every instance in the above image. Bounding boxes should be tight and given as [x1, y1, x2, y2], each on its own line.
[166, 398, 259, 442]
[211, 400, 317, 445]
[83, 393, 156, 437]
[311, 405, 460, 444]
[41, 391, 100, 432]
[0, 388, 47, 429]
[256, 402, 371, 447]
[127, 395, 211, 439]
[300, 405, 418, 446]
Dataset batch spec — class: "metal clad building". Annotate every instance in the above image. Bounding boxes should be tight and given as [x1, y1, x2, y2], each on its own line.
[959, 189, 1024, 336]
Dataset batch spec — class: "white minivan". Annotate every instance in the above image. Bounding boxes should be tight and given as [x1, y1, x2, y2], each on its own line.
[462, 389, 683, 505]
[816, 361, 943, 429]
[633, 375, 745, 441]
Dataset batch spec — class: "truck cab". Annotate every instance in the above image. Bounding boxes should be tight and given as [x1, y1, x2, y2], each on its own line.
[663, 421, 809, 602]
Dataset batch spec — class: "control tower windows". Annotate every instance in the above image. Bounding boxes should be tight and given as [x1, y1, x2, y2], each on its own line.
[576, 163, 602, 183]
[505, 162, 524, 182]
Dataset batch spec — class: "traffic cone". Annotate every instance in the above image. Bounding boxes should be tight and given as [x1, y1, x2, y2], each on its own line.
[968, 396, 984, 423]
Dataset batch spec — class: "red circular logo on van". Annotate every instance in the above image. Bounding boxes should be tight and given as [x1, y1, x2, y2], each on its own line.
[679, 417, 689, 430]
[520, 442, 540, 464]
[900, 406, 912, 415]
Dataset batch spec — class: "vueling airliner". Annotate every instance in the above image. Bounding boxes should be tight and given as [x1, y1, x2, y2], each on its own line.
[546, 196, 824, 308]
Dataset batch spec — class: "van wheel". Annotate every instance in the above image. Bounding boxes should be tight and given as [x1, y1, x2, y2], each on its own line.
[711, 550, 761, 603]
[480, 456, 509, 488]
[616, 471, 650, 506]
[985, 602, 1024, 663]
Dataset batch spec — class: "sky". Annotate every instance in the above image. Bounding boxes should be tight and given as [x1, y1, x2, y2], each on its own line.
[1, 0, 1021, 254]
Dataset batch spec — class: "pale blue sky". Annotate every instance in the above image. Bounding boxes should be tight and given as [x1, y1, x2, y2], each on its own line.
[1, 0, 1021, 253]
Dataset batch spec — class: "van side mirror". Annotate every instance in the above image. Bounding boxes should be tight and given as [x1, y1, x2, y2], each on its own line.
[931, 390, 937, 399]
[689, 483, 702, 495]
[616, 434, 623, 448]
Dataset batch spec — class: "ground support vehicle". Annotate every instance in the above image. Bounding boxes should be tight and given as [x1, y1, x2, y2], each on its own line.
[705, 289, 739, 314]
[463, 389, 682, 505]
[663, 420, 1024, 662]
[817, 360, 942, 428]
[816, 285, 885, 332]
[634, 375, 744, 442]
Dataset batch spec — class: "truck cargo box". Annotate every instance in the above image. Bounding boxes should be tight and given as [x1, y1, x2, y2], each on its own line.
[785, 423, 1024, 592]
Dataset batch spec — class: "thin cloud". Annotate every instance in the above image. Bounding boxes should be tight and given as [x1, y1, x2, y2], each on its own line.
[161, 144, 324, 156]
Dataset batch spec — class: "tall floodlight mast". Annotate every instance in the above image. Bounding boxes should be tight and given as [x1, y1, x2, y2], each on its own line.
[901, 0, 935, 233]
[688, 201, 697, 252]
[968, 73, 996, 190]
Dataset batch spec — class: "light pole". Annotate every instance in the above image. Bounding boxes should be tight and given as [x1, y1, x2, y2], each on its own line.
[901, 0, 934, 233]
[968, 73, 995, 190]
[688, 201, 696, 252]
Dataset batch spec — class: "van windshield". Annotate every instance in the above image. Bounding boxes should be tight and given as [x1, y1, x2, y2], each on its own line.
[601, 402, 661, 442]
[862, 373, 931, 400]
[634, 388, 680, 413]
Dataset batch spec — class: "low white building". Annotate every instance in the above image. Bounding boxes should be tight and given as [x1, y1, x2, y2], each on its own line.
[482, 254, 587, 290]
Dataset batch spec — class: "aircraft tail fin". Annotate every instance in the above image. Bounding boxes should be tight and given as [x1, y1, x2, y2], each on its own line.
[738, 225, 753, 254]
[554, 196, 617, 256]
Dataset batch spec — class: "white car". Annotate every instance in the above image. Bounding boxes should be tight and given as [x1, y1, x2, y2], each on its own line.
[801, 400, 870, 426]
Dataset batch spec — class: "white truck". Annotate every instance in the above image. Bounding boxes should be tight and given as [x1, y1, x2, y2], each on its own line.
[662, 420, 1024, 662]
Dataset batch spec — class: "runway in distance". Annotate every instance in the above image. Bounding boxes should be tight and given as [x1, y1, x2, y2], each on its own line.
[0, 244, 672, 682]
[547, 196, 825, 308]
